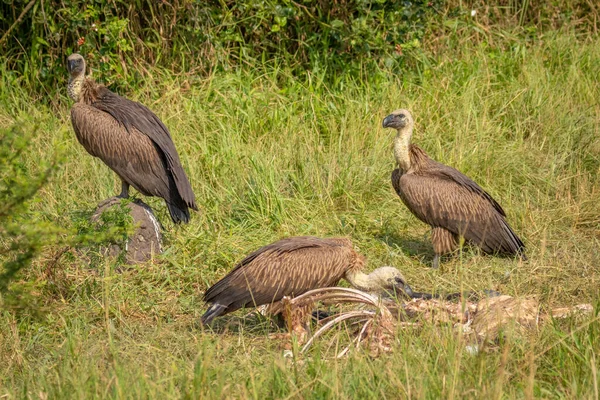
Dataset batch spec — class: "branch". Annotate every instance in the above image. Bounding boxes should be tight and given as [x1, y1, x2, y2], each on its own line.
[0, 0, 37, 48]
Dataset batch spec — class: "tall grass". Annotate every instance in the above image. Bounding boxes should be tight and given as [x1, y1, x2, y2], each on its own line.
[0, 30, 599, 398]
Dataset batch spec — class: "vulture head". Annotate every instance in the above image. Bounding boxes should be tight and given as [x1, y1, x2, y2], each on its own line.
[67, 53, 86, 78]
[367, 266, 414, 298]
[66, 53, 87, 101]
[382, 109, 413, 131]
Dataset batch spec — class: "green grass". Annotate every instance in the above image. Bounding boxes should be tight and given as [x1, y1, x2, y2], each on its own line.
[1, 30, 600, 398]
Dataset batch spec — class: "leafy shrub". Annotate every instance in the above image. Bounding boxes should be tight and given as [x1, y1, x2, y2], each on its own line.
[1, 0, 443, 94]
[0, 125, 132, 313]
[0, 125, 54, 294]
[1, 1, 597, 94]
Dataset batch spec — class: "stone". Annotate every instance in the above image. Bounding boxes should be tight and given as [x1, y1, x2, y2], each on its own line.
[91, 197, 162, 264]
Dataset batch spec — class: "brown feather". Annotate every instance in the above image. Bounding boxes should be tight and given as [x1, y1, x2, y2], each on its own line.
[69, 77, 196, 223]
[202, 236, 362, 323]
[392, 144, 525, 258]
[431, 227, 458, 256]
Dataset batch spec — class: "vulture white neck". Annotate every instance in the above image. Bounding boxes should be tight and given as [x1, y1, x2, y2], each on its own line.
[68, 74, 85, 102]
[393, 127, 413, 172]
[344, 270, 383, 293]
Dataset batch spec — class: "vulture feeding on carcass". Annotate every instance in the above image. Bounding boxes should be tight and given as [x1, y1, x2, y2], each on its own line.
[201, 236, 415, 325]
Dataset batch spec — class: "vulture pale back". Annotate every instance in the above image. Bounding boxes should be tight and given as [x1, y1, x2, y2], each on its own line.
[202, 236, 414, 324]
[382, 109, 526, 268]
[66, 53, 197, 224]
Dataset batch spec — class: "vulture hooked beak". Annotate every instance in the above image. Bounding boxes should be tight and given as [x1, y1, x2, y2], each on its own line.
[67, 59, 77, 73]
[382, 114, 394, 128]
[67, 55, 84, 75]
[394, 280, 415, 298]
[394, 280, 437, 300]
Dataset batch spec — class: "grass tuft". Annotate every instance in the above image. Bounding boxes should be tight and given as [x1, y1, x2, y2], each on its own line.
[1, 30, 599, 398]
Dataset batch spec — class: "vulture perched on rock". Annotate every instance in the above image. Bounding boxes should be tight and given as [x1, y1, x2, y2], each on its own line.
[66, 53, 197, 224]
[201, 236, 415, 324]
[382, 109, 526, 268]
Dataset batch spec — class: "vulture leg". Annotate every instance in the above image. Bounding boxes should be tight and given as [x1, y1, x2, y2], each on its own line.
[118, 181, 130, 199]
[431, 227, 458, 268]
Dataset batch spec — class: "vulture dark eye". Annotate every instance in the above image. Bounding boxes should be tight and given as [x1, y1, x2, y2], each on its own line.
[394, 276, 404, 284]
[398, 114, 406, 119]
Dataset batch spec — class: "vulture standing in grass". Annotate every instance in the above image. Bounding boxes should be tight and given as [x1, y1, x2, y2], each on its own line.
[201, 236, 415, 325]
[382, 109, 526, 268]
[66, 53, 197, 224]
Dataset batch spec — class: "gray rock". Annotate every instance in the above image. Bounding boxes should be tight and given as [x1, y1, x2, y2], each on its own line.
[91, 197, 163, 264]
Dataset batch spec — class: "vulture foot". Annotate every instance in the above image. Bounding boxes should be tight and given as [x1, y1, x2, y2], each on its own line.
[97, 196, 121, 209]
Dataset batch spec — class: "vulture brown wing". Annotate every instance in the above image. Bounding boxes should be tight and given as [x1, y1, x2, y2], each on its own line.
[395, 171, 524, 255]
[426, 161, 506, 217]
[71, 103, 175, 198]
[204, 237, 355, 313]
[91, 87, 196, 210]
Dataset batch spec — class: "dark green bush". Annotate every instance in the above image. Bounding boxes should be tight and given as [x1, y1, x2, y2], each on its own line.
[1, 1, 597, 95]
[2, 0, 442, 94]
[0, 126, 53, 291]
[0, 125, 132, 312]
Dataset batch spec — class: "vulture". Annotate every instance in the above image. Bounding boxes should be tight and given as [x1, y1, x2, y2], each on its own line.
[201, 236, 415, 324]
[66, 53, 197, 224]
[382, 109, 526, 268]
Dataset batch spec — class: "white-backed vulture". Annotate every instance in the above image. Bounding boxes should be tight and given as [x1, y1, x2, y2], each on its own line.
[382, 109, 526, 268]
[201, 236, 414, 324]
[66, 53, 197, 224]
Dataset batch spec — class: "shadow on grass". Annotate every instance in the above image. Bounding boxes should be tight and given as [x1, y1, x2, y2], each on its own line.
[376, 232, 436, 265]
[375, 231, 506, 269]
[194, 311, 286, 337]
[196, 308, 338, 337]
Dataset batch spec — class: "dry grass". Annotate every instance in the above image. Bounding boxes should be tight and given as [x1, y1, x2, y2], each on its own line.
[0, 30, 599, 398]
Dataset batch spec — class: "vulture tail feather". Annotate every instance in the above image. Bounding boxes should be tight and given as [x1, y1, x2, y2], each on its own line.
[167, 202, 190, 224]
[498, 216, 526, 259]
[201, 303, 227, 325]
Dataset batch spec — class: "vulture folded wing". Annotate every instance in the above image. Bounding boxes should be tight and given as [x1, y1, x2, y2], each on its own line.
[91, 87, 197, 210]
[203, 237, 355, 312]
[395, 172, 524, 256]
[427, 161, 506, 217]
[70, 103, 173, 198]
